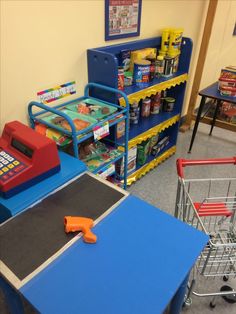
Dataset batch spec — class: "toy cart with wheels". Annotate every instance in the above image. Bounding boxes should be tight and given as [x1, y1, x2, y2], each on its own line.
[175, 157, 236, 309]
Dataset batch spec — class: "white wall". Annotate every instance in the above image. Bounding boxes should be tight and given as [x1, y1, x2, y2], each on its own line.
[1, 0, 235, 129]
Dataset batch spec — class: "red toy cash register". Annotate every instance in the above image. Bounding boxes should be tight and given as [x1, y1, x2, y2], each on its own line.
[0, 121, 60, 198]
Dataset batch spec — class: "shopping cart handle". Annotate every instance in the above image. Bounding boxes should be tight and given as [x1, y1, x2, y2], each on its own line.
[176, 157, 236, 178]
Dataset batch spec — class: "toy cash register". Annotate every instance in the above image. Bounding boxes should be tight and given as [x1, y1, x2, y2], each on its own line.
[0, 121, 60, 198]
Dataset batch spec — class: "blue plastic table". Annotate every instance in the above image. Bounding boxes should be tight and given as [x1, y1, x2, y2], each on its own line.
[1, 191, 208, 314]
[188, 82, 236, 153]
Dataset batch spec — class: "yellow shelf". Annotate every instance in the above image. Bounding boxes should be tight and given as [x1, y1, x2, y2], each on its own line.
[128, 114, 180, 149]
[127, 146, 176, 186]
[119, 73, 188, 106]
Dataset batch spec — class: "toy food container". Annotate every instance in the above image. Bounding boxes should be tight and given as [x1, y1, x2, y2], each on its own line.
[41, 109, 97, 133]
[65, 98, 117, 120]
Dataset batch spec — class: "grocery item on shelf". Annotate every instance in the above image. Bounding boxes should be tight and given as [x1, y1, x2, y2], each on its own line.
[65, 98, 117, 120]
[130, 47, 157, 72]
[79, 141, 123, 173]
[41, 109, 97, 132]
[119, 49, 131, 71]
[160, 28, 171, 54]
[141, 98, 151, 117]
[133, 60, 151, 87]
[151, 93, 162, 114]
[137, 139, 150, 166]
[35, 123, 72, 147]
[116, 146, 137, 176]
[155, 55, 165, 78]
[146, 54, 156, 81]
[116, 119, 126, 139]
[168, 28, 184, 56]
[163, 97, 175, 112]
[148, 134, 159, 154]
[151, 136, 170, 157]
[118, 67, 125, 90]
[129, 101, 140, 124]
[124, 71, 133, 86]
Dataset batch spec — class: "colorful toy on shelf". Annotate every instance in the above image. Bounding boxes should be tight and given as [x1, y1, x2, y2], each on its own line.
[0, 121, 60, 198]
[218, 67, 236, 97]
[28, 83, 130, 189]
[64, 216, 97, 243]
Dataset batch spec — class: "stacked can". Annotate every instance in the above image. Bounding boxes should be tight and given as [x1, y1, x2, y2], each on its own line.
[160, 28, 183, 77]
[141, 98, 151, 117]
[133, 60, 151, 87]
[151, 92, 161, 114]
[118, 67, 124, 90]
[129, 101, 140, 124]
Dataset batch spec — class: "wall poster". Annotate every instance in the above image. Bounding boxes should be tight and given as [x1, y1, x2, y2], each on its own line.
[105, 0, 142, 41]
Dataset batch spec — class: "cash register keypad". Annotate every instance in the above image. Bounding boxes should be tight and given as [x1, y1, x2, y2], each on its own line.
[0, 150, 26, 181]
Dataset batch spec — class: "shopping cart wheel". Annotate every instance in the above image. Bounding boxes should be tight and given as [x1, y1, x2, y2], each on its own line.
[223, 275, 229, 282]
[183, 297, 192, 307]
[220, 285, 236, 304]
[209, 301, 216, 308]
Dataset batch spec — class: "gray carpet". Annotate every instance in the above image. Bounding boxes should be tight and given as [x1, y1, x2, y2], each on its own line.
[129, 123, 236, 314]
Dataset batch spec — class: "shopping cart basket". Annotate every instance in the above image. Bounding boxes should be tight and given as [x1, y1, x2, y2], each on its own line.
[175, 157, 236, 308]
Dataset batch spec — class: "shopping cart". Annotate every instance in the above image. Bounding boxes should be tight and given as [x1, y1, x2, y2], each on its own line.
[175, 157, 236, 309]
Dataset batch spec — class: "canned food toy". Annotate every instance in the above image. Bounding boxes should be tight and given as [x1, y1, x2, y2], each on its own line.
[141, 98, 151, 117]
[146, 54, 156, 81]
[118, 67, 124, 90]
[168, 51, 180, 73]
[163, 97, 175, 112]
[163, 56, 175, 76]
[161, 28, 171, 53]
[155, 55, 165, 78]
[168, 28, 183, 55]
[133, 60, 151, 87]
[151, 93, 161, 114]
[124, 71, 133, 86]
[129, 101, 140, 124]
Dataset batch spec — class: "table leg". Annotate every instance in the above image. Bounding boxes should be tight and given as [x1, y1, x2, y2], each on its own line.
[0, 276, 24, 314]
[209, 99, 221, 135]
[188, 96, 206, 153]
[169, 274, 189, 314]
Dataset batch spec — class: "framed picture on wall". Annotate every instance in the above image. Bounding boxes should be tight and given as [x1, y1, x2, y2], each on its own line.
[105, 0, 142, 41]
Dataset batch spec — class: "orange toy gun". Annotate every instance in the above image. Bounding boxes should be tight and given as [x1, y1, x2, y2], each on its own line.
[64, 216, 97, 244]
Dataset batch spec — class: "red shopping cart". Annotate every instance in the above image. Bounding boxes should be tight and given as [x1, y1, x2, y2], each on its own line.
[175, 157, 236, 309]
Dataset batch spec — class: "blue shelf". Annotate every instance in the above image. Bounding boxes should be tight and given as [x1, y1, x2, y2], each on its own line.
[122, 71, 186, 97]
[129, 141, 175, 176]
[117, 110, 179, 145]
[87, 37, 193, 183]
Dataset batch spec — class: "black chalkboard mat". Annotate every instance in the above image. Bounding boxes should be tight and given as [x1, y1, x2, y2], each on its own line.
[0, 173, 125, 280]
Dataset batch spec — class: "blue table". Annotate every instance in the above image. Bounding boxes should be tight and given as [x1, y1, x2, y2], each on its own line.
[1, 179, 208, 314]
[188, 82, 236, 153]
[0, 151, 86, 223]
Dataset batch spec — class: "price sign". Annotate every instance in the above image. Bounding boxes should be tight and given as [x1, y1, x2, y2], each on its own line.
[98, 163, 115, 179]
[93, 122, 110, 140]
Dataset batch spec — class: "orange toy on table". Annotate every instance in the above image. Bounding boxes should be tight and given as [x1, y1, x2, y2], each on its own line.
[64, 216, 97, 243]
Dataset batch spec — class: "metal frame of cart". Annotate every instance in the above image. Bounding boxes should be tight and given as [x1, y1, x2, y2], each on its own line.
[175, 157, 236, 308]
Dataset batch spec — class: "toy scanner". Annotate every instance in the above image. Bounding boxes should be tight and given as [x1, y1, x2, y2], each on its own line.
[0, 121, 60, 198]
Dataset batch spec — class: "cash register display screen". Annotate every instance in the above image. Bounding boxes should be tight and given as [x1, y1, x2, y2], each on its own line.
[11, 138, 33, 158]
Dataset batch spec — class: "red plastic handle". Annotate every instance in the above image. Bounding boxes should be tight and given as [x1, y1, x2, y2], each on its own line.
[177, 157, 236, 178]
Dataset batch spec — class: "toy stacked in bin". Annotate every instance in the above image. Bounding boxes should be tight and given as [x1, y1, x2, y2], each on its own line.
[218, 66, 236, 97]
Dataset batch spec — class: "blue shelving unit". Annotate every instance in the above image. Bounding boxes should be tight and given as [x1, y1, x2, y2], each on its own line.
[28, 83, 130, 189]
[87, 37, 193, 184]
